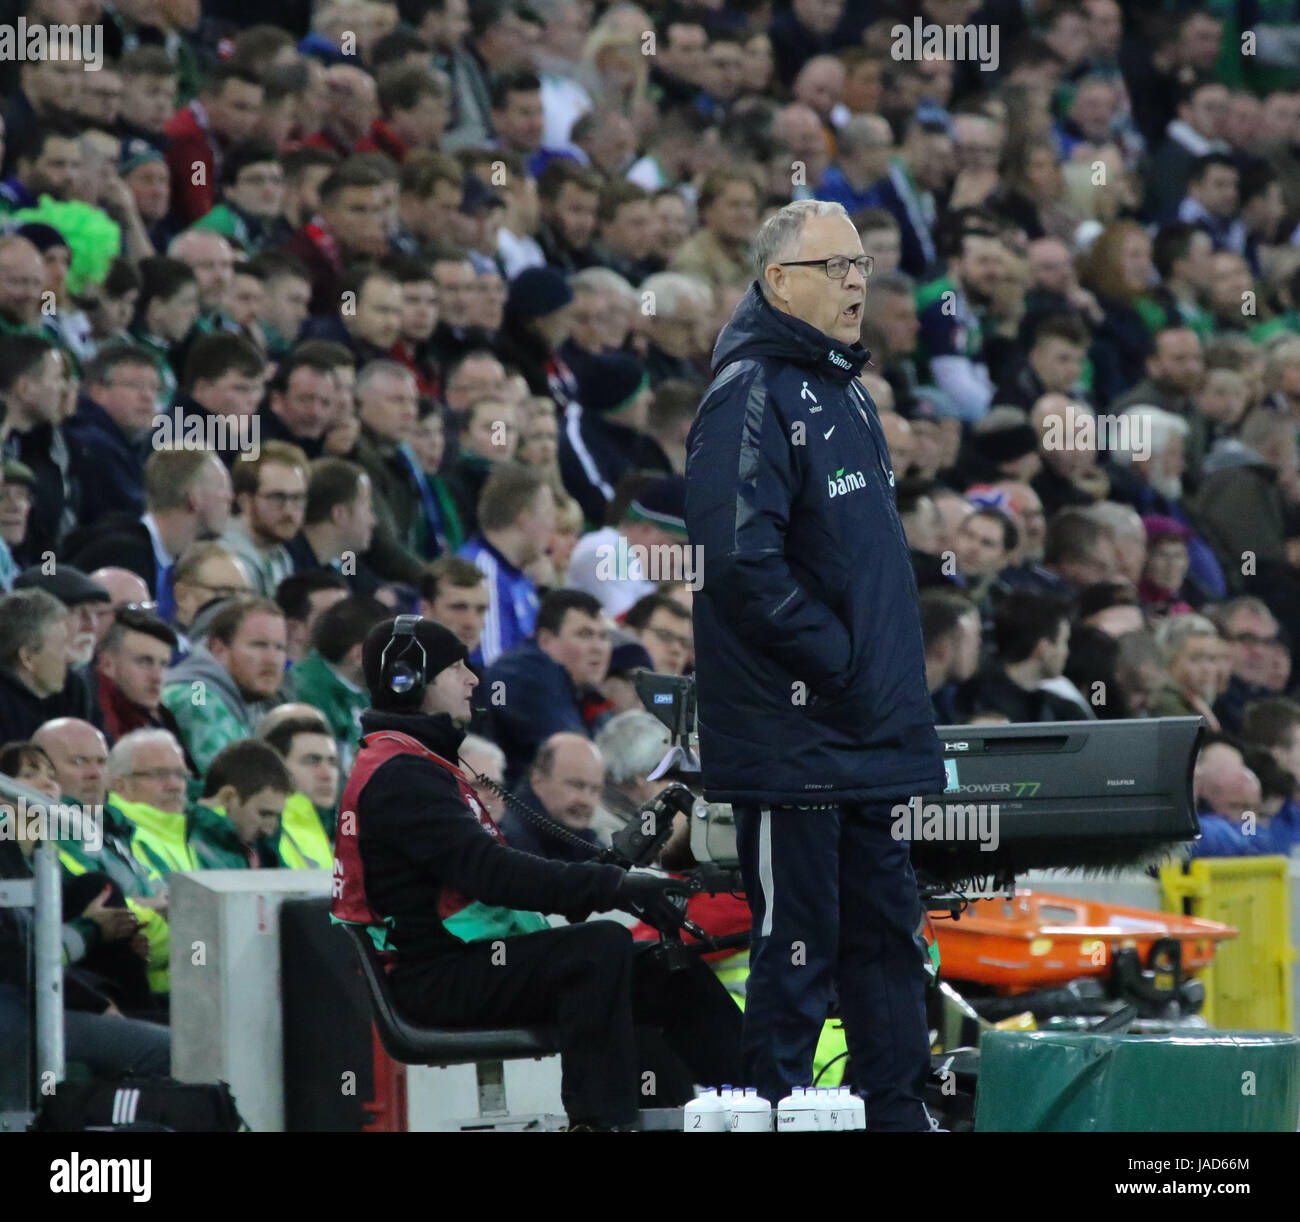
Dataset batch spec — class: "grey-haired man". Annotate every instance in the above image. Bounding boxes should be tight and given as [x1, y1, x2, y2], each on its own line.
[686, 200, 945, 1129]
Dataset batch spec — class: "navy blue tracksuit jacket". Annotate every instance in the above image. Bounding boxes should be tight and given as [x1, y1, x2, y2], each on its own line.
[685, 281, 945, 1129]
[686, 282, 945, 807]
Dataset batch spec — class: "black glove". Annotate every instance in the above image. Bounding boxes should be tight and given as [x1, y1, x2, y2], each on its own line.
[613, 871, 690, 933]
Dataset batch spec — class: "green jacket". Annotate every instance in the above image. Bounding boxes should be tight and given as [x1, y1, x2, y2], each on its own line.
[1136, 294, 1215, 344]
[429, 472, 466, 553]
[186, 802, 283, 870]
[57, 799, 164, 898]
[161, 644, 272, 773]
[289, 650, 368, 770]
[1149, 685, 1202, 720]
[59, 842, 172, 994]
[54, 797, 172, 990]
[1250, 312, 1299, 344]
[354, 426, 428, 557]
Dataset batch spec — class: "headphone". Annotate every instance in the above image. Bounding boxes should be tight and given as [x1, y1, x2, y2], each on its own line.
[379, 614, 428, 705]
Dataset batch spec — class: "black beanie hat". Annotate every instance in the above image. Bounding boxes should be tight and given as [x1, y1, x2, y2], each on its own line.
[362, 616, 468, 710]
[579, 351, 650, 414]
[16, 221, 68, 253]
[506, 266, 573, 320]
[972, 422, 1039, 464]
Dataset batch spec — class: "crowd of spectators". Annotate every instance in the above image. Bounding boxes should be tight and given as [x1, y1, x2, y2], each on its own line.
[5, 0, 1300, 1083]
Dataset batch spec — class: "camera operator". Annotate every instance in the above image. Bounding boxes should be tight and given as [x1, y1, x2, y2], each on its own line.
[332, 615, 743, 1130]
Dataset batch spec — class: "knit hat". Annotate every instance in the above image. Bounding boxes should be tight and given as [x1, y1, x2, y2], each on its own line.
[14, 564, 110, 607]
[1142, 514, 1191, 546]
[579, 352, 650, 414]
[625, 475, 687, 536]
[506, 266, 573, 320]
[362, 616, 468, 710]
[15, 221, 68, 253]
[608, 638, 654, 677]
[119, 139, 165, 179]
[461, 173, 504, 215]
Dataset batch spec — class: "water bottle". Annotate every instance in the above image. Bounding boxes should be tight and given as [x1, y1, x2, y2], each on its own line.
[776, 1086, 820, 1132]
[718, 1085, 735, 1128]
[730, 1087, 773, 1132]
[846, 1089, 867, 1130]
[811, 1087, 838, 1131]
[683, 1087, 728, 1132]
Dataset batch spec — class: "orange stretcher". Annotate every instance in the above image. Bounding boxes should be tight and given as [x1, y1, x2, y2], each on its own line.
[932, 889, 1237, 994]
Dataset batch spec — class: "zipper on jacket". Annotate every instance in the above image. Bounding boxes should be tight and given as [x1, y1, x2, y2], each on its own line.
[848, 381, 893, 482]
[847, 380, 914, 557]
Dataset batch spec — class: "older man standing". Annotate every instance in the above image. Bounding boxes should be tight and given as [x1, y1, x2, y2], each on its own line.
[686, 199, 945, 1130]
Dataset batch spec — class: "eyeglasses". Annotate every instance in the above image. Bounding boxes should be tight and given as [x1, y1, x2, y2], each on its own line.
[779, 255, 874, 280]
[128, 768, 190, 782]
[185, 582, 247, 599]
[647, 625, 692, 652]
[257, 491, 309, 508]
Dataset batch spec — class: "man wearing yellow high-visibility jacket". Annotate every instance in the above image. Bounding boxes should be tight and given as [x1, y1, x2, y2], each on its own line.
[105, 730, 201, 876]
[257, 713, 342, 871]
[103, 729, 203, 995]
[36, 719, 174, 995]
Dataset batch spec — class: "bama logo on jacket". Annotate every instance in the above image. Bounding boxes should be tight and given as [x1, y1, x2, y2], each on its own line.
[827, 467, 867, 498]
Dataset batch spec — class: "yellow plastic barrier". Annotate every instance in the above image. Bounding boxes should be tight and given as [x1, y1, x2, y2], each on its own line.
[1159, 856, 1294, 1032]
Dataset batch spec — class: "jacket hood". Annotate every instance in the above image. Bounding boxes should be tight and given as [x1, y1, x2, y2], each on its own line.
[1201, 437, 1272, 478]
[711, 282, 870, 382]
[163, 644, 262, 722]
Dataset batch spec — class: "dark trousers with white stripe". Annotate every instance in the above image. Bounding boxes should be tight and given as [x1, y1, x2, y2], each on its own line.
[734, 801, 932, 1130]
